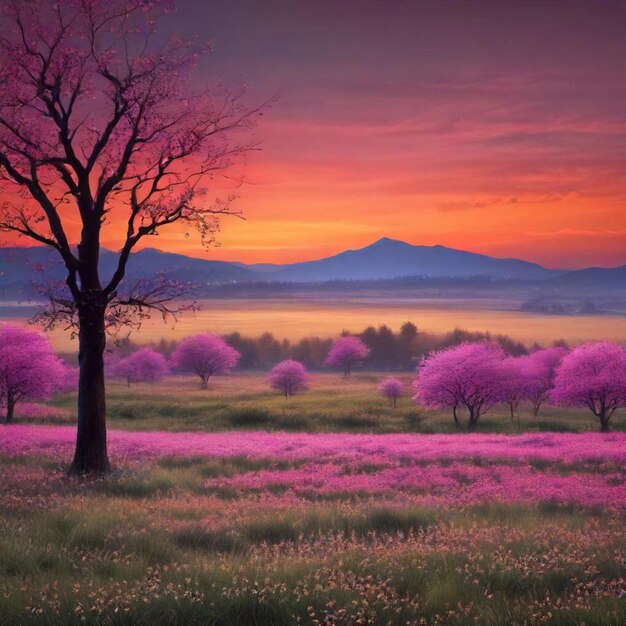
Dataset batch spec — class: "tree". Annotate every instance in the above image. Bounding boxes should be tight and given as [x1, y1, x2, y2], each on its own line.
[398, 321, 418, 369]
[291, 336, 332, 369]
[520, 347, 567, 416]
[0, 324, 67, 422]
[499, 356, 525, 422]
[170, 334, 239, 389]
[413, 342, 505, 428]
[324, 336, 370, 376]
[550, 342, 626, 432]
[113, 347, 168, 387]
[0, 1, 262, 472]
[360, 324, 397, 369]
[58, 364, 80, 394]
[268, 360, 309, 399]
[378, 377, 403, 408]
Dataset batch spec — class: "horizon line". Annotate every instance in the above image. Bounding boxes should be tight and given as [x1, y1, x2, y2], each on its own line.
[3, 237, 626, 272]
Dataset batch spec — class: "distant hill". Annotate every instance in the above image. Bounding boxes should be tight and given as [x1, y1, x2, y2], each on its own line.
[1, 238, 624, 298]
[256, 237, 559, 282]
[0, 247, 255, 298]
[548, 265, 626, 289]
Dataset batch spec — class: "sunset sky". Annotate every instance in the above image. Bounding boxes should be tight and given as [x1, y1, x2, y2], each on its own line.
[159, 0, 626, 269]
[8, 0, 626, 269]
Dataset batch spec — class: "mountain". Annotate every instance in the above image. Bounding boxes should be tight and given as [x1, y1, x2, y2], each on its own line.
[257, 238, 558, 282]
[0, 247, 255, 297]
[2, 238, 624, 298]
[107, 248, 254, 284]
[548, 265, 626, 289]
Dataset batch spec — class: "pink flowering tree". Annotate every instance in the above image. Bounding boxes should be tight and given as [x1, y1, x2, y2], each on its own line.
[324, 336, 370, 376]
[113, 348, 169, 387]
[58, 364, 80, 394]
[0, 324, 67, 422]
[268, 360, 309, 399]
[170, 334, 240, 389]
[520, 347, 567, 416]
[378, 377, 403, 408]
[0, 1, 262, 473]
[551, 342, 626, 432]
[499, 357, 525, 422]
[414, 342, 506, 429]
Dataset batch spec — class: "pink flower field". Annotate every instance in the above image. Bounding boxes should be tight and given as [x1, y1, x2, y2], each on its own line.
[3, 426, 625, 509]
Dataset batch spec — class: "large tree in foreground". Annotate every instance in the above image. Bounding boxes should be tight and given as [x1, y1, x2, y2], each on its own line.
[0, 0, 261, 472]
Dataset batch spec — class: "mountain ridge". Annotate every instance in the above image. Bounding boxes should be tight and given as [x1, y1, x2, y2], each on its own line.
[253, 237, 559, 282]
[0, 238, 623, 296]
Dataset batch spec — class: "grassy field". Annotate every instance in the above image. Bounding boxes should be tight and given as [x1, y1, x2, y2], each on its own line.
[3, 373, 625, 625]
[0, 429, 625, 625]
[35, 371, 625, 434]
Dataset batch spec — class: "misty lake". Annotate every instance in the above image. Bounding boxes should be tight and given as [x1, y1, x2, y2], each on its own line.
[2, 296, 624, 352]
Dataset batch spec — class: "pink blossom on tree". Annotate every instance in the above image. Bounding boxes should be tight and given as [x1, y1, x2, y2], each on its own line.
[519, 347, 567, 416]
[58, 364, 80, 394]
[378, 377, 403, 407]
[324, 336, 370, 376]
[268, 360, 309, 398]
[0, 324, 67, 422]
[170, 334, 239, 389]
[550, 342, 626, 432]
[499, 357, 525, 422]
[414, 342, 506, 428]
[113, 348, 169, 387]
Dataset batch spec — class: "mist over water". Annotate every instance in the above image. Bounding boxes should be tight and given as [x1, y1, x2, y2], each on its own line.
[4, 297, 624, 351]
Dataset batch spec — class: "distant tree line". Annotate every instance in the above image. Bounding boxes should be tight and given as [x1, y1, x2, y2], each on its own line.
[2, 323, 623, 432]
[103, 322, 546, 371]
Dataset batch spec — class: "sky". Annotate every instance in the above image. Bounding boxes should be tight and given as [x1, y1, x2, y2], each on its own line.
[7, 0, 626, 269]
[161, 0, 626, 269]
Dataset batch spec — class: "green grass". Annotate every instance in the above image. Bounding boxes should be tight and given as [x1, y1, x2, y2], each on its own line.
[0, 455, 624, 625]
[5, 374, 626, 624]
[43, 371, 622, 433]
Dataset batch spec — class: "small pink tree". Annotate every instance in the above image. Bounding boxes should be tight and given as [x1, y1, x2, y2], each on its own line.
[378, 377, 403, 408]
[113, 348, 169, 387]
[170, 334, 240, 389]
[58, 364, 80, 394]
[268, 360, 309, 399]
[551, 342, 626, 432]
[414, 342, 505, 428]
[0, 324, 67, 422]
[324, 336, 370, 376]
[520, 347, 567, 416]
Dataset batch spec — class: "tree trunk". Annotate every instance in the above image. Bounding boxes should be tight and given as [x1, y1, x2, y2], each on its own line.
[69, 303, 109, 474]
[5, 395, 15, 423]
[452, 405, 461, 428]
[599, 411, 611, 433]
[201, 375, 209, 389]
[468, 406, 479, 430]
